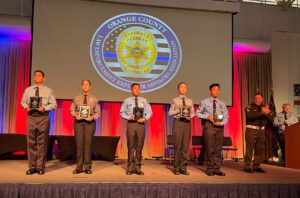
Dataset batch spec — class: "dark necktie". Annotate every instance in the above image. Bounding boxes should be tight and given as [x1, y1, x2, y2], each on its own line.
[83, 95, 87, 105]
[135, 97, 138, 108]
[213, 100, 216, 114]
[284, 113, 288, 128]
[182, 98, 186, 106]
[35, 87, 39, 97]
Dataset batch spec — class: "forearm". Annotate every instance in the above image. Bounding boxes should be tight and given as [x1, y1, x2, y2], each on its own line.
[145, 104, 152, 120]
[273, 119, 283, 127]
[196, 111, 208, 119]
[168, 107, 180, 116]
[120, 111, 131, 120]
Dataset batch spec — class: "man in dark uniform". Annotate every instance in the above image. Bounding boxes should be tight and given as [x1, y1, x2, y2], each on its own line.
[244, 93, 274, 173]
[21, 70, 57, 175]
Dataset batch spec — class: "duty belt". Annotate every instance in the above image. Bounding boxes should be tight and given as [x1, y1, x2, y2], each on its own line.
[246, 125, 265, 130]
[28, 110, 49, 117]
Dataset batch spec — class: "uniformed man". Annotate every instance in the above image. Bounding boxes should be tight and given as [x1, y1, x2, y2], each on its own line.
[196, 83, 228, 176]
[169, 82, 195, 175]
[70, 80, 100, 174]
[120, 83, 152, 175]
[244, 93, 274, 173]
[273, 103, 298, 164]
[21, 70, 57, 175]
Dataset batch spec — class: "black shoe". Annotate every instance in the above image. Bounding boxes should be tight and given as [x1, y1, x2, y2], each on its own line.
[135, 170, 144, 175]
[244, 168, 253, 173]
[206, 170, 214, 176]
[214, 170, 225, 176]
[73, 169, 83, 174]
[37, 169, 45, 175]
[254, 168, 266, 173]
[180, 170, 190, 175]
[126, 171, 133, 175]
[26, 168, 37, 175]
[174, 170, 180, 175]
[84, 170, 92, 174]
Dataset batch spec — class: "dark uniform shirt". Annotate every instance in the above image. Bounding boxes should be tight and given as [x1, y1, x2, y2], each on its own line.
[245, 103, 274, 127]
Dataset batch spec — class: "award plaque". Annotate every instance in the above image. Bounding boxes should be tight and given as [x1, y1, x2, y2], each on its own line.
[133, 107, 144, 121]
[79, 106, 90, 119]
[29, 97, 41, 110]
[180, 105, 190, 119]
[213, 113, 224, 123]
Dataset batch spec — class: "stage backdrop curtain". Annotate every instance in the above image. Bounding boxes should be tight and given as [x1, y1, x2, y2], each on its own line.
[234, 52, 273, 158]
[0, 38, 30, 135]
[1, 38, 258, 159]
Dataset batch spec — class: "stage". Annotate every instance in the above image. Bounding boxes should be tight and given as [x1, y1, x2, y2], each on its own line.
[1, 160, 300, 197]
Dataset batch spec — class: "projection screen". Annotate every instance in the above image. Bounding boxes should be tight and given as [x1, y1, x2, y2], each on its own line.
[31, 0, 233, 105]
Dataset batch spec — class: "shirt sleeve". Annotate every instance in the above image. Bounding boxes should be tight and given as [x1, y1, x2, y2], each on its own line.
[69, 98, 76, 117]
[168, 99, 180, 116]
[190, 100, 195, 118]
[144, 100, 152, 120]
[196, 101, 208, 119]
[220, 103, 229, 125]
[20, 88, 29, 109]
[273, 114, 283, 127]
[44, 89, 57, 111]
[120, 100, 131, 120]
[289, 113, 299, 125]
[93, 99, 101, 119]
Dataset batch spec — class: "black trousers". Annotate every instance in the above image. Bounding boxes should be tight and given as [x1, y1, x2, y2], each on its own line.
[27, 115, 50, 170]
[204, 121, 224, 170]
[244, 128, 265, 169]
[173, 119, 191, 172]
[74, 120, 96, 170]
[278, 132, 285, 163]
[197, 130, 206, 165]
[126, 122, 145, 172]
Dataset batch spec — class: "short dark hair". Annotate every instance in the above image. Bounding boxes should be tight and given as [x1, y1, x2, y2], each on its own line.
[177, 82, 187, 90]
[131, 83, 140, 89]
[81, 79, 91, 86]
[254, 92, 263, 97]
[209, 83, 220, 90]
[34, 70, 45, 77]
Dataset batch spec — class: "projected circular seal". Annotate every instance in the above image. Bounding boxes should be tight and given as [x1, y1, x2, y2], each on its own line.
[90, 13, 182, 92]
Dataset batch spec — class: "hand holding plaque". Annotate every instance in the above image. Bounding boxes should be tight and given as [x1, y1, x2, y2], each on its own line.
[133, 107, 144, 121]
[213, 112, 224, 123]
[180, 105, 190, 119]
[79, 106, 91, 120]
[29, 97, 41, 111]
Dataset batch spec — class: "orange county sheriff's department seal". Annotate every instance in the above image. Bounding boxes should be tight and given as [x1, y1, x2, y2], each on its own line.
[90, 13, 182, 92]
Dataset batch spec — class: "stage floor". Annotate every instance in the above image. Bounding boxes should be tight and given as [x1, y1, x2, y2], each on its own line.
[1, 159, 300, 184]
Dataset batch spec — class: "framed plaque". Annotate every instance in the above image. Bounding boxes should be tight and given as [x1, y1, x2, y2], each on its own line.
[133, 107, 144, 121]
[180, 105, 190, 119]
[29, 97, 41, 110]
[79, 106, 90, 119]
[213, 113, 224, 123]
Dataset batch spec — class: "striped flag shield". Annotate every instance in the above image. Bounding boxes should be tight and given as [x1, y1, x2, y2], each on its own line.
[103, 26, 170, 82]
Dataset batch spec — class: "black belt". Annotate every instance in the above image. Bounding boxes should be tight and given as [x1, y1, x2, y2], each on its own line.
[175, 118, 190, 123]
[128, 120, 145, 125]
[75, 119, 95, 123]
[28, 110, 49, 117]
